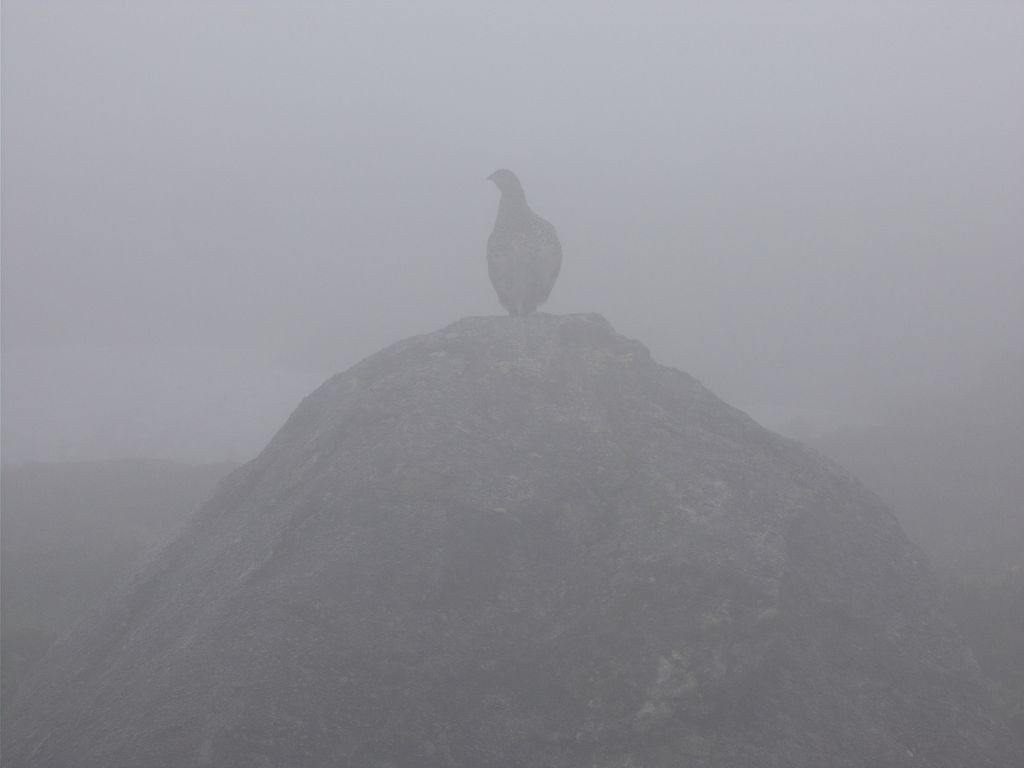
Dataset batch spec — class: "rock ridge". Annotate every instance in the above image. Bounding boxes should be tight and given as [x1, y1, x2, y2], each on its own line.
[5, 313, 1019, 767]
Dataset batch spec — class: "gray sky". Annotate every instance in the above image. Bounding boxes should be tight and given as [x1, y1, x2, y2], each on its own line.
[3, 1, 1023, 462]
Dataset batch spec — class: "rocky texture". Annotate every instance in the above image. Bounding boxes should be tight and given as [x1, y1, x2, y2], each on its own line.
[5, 314, 1020, 767]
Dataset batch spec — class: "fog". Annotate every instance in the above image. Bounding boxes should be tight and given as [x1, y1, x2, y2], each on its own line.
[3, 0, 1022, 462]
[4, 5, 1024, 758]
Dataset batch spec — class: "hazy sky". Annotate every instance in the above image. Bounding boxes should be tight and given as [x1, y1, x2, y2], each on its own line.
[3, 1, 1023, 462]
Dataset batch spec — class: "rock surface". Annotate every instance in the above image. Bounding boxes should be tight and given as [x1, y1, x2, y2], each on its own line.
[6, 314, 1020, 767]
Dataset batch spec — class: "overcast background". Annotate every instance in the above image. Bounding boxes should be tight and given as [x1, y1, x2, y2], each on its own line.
[3, 1, 1022, 464]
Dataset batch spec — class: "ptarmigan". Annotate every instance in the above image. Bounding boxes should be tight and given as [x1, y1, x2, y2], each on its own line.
[486, 169, 562, 316]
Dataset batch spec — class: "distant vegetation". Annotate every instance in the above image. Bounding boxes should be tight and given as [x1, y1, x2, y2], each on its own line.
[1, 460, 232, 710]
[941, 569, 1024, 744]
[811, 375, 1024, 747]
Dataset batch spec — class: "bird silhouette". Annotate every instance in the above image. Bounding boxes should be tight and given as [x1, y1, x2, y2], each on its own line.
[486, 169, 562, 316]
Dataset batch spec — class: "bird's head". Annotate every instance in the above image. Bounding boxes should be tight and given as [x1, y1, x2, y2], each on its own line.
[487, 169, 524, 195]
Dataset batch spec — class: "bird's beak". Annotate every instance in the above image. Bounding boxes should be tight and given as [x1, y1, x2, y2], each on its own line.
[486, 173, 496, 182]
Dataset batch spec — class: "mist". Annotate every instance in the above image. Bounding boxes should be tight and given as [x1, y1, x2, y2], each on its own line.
[3, 0, 1022, 460]
[4, 4, 1024, 760]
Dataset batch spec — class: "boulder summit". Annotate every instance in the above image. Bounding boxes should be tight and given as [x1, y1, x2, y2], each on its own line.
[6, 314, 1019, 767]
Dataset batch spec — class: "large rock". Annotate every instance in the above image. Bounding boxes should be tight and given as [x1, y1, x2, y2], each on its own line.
[6, 314, 1019, 767]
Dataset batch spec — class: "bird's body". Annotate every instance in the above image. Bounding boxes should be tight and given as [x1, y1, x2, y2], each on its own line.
[486, 169, 562, 316]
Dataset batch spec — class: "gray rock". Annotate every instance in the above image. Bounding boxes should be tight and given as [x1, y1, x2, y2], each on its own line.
[5, 313, 1020, 767]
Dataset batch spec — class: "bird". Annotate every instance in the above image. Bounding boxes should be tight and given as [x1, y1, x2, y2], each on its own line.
[486, 169, 562, 316]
